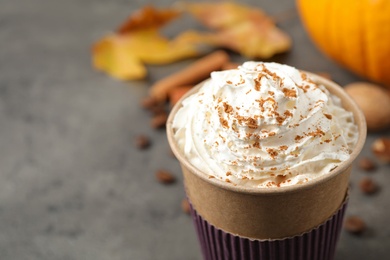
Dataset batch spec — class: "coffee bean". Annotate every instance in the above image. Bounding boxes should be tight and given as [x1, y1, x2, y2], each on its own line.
[358, 157, 376, 172]
[140, 96, 160, 109]
[135, 135, 151, 150]
[156, 170, 176, 184]
[149, 105, 166, 115]
[359, 177, 379, 194]
[344, 216, 366, 234]
[151, 112, 168, 129]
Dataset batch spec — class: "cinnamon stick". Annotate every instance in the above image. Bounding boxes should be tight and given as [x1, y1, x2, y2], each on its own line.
[149, 50, 229, 101]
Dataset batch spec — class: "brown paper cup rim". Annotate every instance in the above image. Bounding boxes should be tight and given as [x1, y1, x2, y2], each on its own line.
[167, 71, 366, 196]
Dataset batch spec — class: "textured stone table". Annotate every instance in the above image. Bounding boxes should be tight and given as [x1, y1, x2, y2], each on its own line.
[0, 0, 389, 259]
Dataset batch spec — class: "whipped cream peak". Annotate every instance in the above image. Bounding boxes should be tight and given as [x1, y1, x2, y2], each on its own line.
[172, 62, 358, 188]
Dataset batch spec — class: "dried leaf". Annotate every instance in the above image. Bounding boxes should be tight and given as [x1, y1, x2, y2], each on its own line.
[117, 5, 180, 34]
[181, 2, 253, 29]
[183, 2, 291, 58]
[138, 31, 199, 64]
[92, 6, 200, 80]
[92, 34, 146, 80]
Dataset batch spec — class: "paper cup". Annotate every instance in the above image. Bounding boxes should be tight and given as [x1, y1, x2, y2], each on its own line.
[189, 194, 348, 260]
[167, 73, 366, 259]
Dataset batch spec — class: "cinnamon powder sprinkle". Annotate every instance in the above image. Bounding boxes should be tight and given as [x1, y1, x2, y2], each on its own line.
[243, 117, 258, 129]
[254, 79, 261, 91]
[297, 85, 308, 93]
[279, 145, 288, 150]
[266, 181, 276, 187]
[261, 64, 279, 80]
[220, 118, 229, 128]
[284, 110, 293, 117]
[308, 128, 325, 137]
[226, 171, 232, 176]
[267, 148, 278, 159]
[324, 113, 332, 120]
[282, 88, 297, 98]
[253, 141, 261, 148]
[235, 75, 245, 86]
[300, 73, 315, 84]
[295, 135, 303, 142]
[226, 80, 233, 84]
[223, 102, 233, 113]
[276, 116, 285, 125]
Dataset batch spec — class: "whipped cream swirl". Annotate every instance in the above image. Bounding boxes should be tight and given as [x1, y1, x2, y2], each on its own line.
[172, 62, 358, 188]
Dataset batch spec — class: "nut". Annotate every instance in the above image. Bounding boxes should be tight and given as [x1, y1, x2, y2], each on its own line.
[155, 170, 176, 184]
[344, 82, 390, 131]
[372, 138, 390, 163]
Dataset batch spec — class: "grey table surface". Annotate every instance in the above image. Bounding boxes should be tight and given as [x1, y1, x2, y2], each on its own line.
[0, 0, 389, 259]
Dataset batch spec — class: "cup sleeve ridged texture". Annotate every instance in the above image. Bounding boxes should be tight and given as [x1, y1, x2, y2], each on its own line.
[189, 198, 348, 260]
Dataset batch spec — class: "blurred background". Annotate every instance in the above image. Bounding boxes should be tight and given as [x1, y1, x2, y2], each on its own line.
[0, 0, 389, 259]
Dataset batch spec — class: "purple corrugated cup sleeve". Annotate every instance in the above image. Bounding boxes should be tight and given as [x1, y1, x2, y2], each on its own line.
[189, 198, 348, 260]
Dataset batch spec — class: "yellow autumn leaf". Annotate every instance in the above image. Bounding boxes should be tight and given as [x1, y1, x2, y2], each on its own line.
[92, 6, 201, 81]
[131, 30, 199, 64]
[92, 29, 200, 80]
[93, 35, 146, 80]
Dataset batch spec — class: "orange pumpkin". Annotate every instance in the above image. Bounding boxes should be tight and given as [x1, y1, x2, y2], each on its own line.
[297, 0, 390, 87]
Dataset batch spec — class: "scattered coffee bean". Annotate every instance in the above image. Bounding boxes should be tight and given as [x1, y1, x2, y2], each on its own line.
[140, 96, 166, 116]
[135, 135, 151, 150]
[156, 170, 176, 184]
[358, 157, 376, 172]
[151, 112, 168, 129]
[359, 177, 378, 194]
[149, 105, 166, 115]
[344, 216, 366, 234]
[140, 96, 160, 110]
[181, 198, 191, 215]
